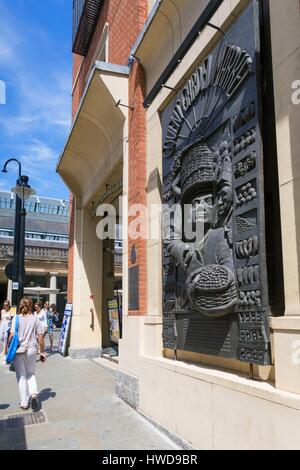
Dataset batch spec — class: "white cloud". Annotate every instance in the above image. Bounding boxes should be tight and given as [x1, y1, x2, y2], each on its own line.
[17, 72, 72, 133]
[0, 180, 11, 191]
[2, 78, 72, 135]
[0, 139, 66, 196]
[0, 5, 21, 66]
[0, 40, 15, 64]
[18, 139, 57, 175]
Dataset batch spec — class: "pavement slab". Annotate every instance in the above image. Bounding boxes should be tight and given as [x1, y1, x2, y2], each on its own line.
[0, 332, 177, 450]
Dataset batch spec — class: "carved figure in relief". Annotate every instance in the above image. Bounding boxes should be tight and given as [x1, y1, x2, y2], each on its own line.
[166, 139, 238, 318]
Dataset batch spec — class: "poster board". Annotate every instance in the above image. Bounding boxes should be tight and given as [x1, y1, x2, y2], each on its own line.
[107, 298, 121, 344]
[58, 303, 73, 356]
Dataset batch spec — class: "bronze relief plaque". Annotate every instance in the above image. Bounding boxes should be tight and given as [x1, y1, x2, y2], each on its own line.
[162, 1, 271, 365]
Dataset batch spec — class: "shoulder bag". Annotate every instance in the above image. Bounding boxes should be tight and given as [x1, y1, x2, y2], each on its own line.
[6, 315, 20, 364]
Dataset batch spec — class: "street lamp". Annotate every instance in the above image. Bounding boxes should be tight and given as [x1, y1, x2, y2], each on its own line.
[1, 159, 36, 308]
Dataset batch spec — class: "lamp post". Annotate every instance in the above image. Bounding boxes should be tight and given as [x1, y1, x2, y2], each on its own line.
[2, 159, 36, 308]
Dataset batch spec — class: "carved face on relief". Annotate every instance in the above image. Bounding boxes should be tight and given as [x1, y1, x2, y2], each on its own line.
[217, 184, 233, 219]
[191, 193, 213, 226]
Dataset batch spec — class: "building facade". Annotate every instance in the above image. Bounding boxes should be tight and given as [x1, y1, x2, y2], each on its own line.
[58, 0, 300, 449]
[0, 191, 69, 312]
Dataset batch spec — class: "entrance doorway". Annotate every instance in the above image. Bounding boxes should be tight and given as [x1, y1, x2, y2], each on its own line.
[101, 222, 123, 360]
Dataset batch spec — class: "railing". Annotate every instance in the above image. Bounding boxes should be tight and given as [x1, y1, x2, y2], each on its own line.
[25, 247, 68, 260]
[0, 245, 68, 261]
[72, 0, 104, 56]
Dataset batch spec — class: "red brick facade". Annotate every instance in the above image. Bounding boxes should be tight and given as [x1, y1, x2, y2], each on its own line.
[68, 0, 148, 316]
[128, 61, 147, 316]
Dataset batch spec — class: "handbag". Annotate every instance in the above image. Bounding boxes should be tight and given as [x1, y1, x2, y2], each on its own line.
[6, 315, 20, 365]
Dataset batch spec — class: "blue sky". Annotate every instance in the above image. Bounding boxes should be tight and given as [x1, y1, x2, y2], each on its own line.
[0, 0, 72, 200]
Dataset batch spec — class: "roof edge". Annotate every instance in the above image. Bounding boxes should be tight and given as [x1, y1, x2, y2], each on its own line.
[56, 61, 128, 174]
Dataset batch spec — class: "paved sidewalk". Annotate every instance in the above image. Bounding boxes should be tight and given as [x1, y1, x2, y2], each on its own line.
[0, 333, 177, 450]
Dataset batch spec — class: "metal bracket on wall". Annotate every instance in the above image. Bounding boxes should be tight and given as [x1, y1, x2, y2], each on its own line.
[162, 84, 179, 93]
[206, 22, 226, 36]
[143, 0, 225, 107]
[116, 100, 135, 110]
[128, 53, 141, 66]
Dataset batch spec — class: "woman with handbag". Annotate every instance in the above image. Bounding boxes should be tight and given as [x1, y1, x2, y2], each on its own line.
[8, 298, 46, 411]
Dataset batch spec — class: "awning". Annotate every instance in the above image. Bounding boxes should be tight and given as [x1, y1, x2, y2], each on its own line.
[24, 287, 61, 295]
[24, 287, 61, 300]
[57, 61, 129, 204]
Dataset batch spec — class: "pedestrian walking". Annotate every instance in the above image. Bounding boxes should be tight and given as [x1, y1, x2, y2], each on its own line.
[35, 301, 47, 333]
[35, 301, 46, 354]
[50, 304, 60, 328]
[43, 301, 54, 352]
[0, 300, 12, 360]
[8, 298, 45, 411]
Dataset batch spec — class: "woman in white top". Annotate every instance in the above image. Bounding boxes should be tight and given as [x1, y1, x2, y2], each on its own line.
[0, 300, 12, 356]
[35, 301, 47, 333]
[35, 301, 47, 354]
[9, 298, 46, 410]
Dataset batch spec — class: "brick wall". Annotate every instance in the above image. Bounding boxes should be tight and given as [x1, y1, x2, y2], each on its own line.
[72, 0, 148, 100]
[68, 0, 148, 312]
[128, 61, 148, 316]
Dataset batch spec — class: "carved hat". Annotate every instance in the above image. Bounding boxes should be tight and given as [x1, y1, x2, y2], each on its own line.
[179, 139, 216, 203]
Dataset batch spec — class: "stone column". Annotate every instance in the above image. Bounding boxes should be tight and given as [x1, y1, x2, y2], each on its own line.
[6, 280, 12, 303]
[49, 273, 58, 305]
[69, 199, 103, 358]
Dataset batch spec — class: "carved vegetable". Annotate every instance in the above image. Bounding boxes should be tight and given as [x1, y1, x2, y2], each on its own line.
[252, 236, 259, 256]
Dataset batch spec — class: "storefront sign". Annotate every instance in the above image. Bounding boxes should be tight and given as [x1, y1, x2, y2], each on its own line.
[58, 303, 73, 357]
[162, 1, 271, 365]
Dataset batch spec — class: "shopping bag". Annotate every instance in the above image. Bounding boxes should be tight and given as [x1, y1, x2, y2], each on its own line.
[6, 315, 20, 365]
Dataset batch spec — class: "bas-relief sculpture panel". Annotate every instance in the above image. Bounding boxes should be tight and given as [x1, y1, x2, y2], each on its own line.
[162, 1, 271, 365]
